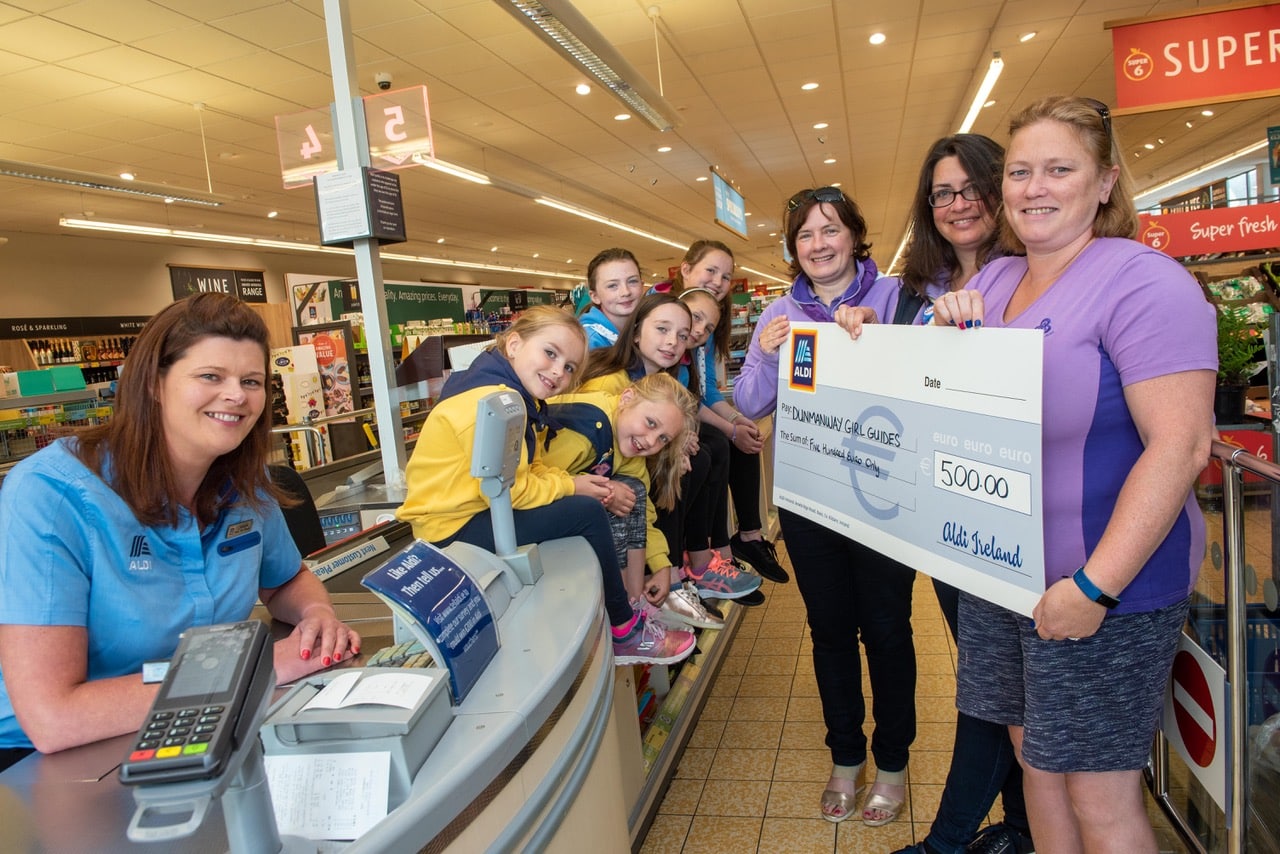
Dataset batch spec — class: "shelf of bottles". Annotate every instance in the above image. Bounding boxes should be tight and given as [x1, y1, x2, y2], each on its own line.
[25, 336, 135, 384]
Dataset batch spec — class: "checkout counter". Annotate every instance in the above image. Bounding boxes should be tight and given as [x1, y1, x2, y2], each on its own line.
[0, 391, 743, 853]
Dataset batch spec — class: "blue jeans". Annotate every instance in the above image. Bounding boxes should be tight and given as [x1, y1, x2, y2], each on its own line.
[926, 579, 1029, 852]
[440, 495, 633, 628]
[780, 509, 916, 770]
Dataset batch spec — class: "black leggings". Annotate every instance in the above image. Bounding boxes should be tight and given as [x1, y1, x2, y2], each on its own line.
[727, 442, 763, 532]
[655, 426, 731, 565]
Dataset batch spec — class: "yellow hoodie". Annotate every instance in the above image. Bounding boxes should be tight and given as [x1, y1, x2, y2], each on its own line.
[396, 383, 574, 543]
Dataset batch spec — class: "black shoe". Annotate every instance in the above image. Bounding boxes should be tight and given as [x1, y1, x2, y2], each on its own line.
[729, 532, 789, 583]
[966, 824, 1035, 854]
[735, 588, 766, 607]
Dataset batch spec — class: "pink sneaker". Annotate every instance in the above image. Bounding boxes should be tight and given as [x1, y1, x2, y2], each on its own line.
[613, 611, 696, 666]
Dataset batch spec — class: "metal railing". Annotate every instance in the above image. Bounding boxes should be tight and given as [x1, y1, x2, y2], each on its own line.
[1151, 439, 1280, 854]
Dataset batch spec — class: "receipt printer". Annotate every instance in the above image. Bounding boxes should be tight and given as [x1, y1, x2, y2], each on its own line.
[260, 667, 452, 808]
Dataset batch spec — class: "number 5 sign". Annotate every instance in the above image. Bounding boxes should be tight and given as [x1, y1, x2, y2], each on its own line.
[274, 85, 435, 190]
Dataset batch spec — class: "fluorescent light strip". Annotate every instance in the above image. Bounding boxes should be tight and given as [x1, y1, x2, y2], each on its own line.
[0, 163, 222, 207]
[958, 53, 1003, 134]
[534, 197, 688, 250]
[412, 153, 491, 185]
[737, 264, 790, 286]
[59, 218, 582, 280]
[886, 222, 914, 277]
[1133, 139, 1267, 206]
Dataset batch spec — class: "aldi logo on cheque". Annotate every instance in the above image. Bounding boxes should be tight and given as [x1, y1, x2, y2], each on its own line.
[789, 330, 817, 392]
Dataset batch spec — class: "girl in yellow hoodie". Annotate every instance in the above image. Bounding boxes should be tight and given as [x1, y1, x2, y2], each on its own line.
[396, 306, 694, 666]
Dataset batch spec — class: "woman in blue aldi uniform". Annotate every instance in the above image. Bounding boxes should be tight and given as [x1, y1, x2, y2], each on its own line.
[0, 293, 359, 770]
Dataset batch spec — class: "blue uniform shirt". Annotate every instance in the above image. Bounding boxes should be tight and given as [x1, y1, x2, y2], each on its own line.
[0, 440, 301, 749]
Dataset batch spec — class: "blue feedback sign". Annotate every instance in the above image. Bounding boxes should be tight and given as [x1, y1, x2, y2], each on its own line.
[362, 540, 499, 703]
[711, 170, 747, 239]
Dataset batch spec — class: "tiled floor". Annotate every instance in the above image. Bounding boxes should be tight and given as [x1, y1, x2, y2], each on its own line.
[640, 542, 1193, 854]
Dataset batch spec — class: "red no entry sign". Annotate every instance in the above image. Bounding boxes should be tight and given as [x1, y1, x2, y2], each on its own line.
[1171, 649, 1216, 767]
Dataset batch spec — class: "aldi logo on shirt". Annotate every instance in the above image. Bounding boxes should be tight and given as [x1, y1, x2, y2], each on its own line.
[129, 535, 152, 571]
[789, 330, 818, 392]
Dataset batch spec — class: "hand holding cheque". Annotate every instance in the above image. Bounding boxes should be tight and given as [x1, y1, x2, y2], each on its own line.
[772, 323, 1044, 616]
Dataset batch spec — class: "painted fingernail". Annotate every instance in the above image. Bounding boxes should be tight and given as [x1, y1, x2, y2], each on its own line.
[300, 648, 311, 660]
[957, 320, 967, 330]
[333, 652, 342, 662]
[973, 319, 983, 328]
[352, 647, 360, 656]
[322, 656, 332, 666]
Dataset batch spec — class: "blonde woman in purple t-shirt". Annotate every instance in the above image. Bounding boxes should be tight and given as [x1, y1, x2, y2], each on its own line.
[933, 96, 1215, 854]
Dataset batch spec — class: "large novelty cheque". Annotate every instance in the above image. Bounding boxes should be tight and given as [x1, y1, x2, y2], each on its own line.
[774, 324, 1044, 616]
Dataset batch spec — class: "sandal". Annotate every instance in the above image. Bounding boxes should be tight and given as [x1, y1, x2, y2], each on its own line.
[820, 774, 865, 824]
[861, 780, 906, 826]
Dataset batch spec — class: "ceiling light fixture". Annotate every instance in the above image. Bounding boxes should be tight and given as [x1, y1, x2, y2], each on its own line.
[1019, 31, 1037, 42]
[575, 83, 591, 95]
[500, 0, 679, 131]
[534, 196, 687, 249]
[696, 175, 708, 181]
[657, 145, 672, 152]
[958, 52, 1003, 133]
[615, 113, 631, 121]
[813, 122, 829, 130]
[1144, 143, 1155, 150]
[412, 153, 492, 185]
[801, 82, 819, 91]
[119, 172, 135, 181]
[1201, 109, 1214, 116]
[0, 160, 223, 207]
[267, 210, 278, 218]
[738, 264, 789, 285]
[869, 33, 886, 45]
[823, 158, 836, 164]
[59, 217, 583, 280]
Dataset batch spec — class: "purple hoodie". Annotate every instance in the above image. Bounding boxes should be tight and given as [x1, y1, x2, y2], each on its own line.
[734, 259, 897, 419]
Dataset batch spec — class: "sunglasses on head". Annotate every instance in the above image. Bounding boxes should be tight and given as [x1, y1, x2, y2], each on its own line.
[1082, 97, 1113, 147]
[786, 186, 845, 212]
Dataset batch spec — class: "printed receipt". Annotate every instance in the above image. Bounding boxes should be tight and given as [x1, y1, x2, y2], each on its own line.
[302, 670, 434, 711]
[265, 751, 390, 840]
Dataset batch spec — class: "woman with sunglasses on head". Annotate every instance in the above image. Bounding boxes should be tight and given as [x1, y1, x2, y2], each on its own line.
[881, 135, 1033, 854]
[734, 187, 914, 826]
[933, 96, 1215, 853]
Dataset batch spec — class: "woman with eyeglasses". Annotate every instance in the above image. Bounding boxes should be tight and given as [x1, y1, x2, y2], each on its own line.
[886, 135, 1034, 854]
[932, 96, 1215, 852]
[734, 187, 914, 826]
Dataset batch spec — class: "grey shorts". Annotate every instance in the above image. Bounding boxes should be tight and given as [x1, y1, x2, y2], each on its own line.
[607, 475, 647, 569]
[956, 591, 1189, 773]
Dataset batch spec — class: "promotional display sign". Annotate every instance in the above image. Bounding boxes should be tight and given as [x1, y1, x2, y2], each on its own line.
[0, 316, 149, 340]
[1138, 202, 1280, 256]
[168, 265, 267, 303]
[1107, 2, 1280, 114]
[711, 169, 747, 240]
[362, 540, 499, 703]
[293, 321, 360, 416]
[773, 324, 1045, 616]
[314, 167, 406, 247]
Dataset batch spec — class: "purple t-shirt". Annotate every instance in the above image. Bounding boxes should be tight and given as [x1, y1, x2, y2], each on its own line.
[969, 238, 1215, 612]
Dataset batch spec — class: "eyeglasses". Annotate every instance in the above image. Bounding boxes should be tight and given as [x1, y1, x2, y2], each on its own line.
[1083, 97, 1113, 147]
[787, 186, 845, 212]
[927, 184, 983, 208]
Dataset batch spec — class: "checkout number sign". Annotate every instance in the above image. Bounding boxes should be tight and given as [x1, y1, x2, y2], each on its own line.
[274, 85, 434, 190]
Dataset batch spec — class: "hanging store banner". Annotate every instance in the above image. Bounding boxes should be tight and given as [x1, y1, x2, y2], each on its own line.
[1137, 202, 1280, 256]
[711, 169, 747, 240]
[1106, 2, 1280, 114]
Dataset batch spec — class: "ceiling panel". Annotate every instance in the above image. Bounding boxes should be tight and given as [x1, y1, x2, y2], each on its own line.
[0, 0, 1268, 293]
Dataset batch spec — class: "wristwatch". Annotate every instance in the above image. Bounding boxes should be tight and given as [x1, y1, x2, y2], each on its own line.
[1072, 567, 1120, 609]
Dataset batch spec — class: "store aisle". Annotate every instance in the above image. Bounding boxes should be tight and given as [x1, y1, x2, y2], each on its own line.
[640, 543, 1189, 854]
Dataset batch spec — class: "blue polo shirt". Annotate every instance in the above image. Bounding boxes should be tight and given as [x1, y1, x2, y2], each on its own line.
[0, 440, 301, 749]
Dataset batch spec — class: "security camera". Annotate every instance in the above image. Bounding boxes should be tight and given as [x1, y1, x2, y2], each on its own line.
[375, 72, 393, 91]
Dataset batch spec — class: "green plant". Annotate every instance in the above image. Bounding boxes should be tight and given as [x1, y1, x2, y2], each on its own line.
[1215, 304, 1264, 386]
